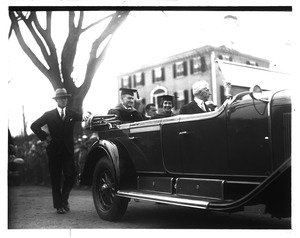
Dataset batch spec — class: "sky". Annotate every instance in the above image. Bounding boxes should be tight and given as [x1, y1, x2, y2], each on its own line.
[7, 9, 294, 137]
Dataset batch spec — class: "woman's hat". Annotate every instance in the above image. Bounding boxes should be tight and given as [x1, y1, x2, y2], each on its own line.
[53, 88, 72, 99]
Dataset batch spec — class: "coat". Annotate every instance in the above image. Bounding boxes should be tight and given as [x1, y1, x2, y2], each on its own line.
[31, 108, 82, 156]
[108, 104, 143, 123]
[179, 100, 212, 114]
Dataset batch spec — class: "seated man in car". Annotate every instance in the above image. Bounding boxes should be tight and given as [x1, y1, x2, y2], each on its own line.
[108, 88, 144, 123]
[143, 103, 157, 120]
[153, 95, 176, 118]
[179, 80, 216, 114]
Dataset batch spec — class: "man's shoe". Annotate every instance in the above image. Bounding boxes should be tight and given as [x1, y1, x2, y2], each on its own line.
[63, 204, 70, 212]
[57, 208, 66, 214]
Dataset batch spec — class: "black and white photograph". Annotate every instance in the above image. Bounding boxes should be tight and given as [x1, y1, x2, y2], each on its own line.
[3, 0, 298, 237]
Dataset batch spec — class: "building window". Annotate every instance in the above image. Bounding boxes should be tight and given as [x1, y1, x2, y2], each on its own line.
[191, 56, 207, 74]
[173, 61, 187, 78]
[152, 67, 165, 83]
[174, 90, 188, 110]
[246, 60, 258, 66]
[190, 57, 202, 74]
[218, 54, 232, 61]
[121, 76, 132, 88]
[134, 72, 145, 87]
[224, 55, 233, 61]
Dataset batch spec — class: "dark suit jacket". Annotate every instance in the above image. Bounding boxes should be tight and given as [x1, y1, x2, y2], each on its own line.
[31, 108, 82, 156]
[179, 100, 210, 114]
[108, 104, 143, 123]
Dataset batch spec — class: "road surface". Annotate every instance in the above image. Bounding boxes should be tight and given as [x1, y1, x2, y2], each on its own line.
[8, 185, 291, 230]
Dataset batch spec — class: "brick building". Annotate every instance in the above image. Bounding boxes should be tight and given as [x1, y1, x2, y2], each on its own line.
[118, 45, 270, 114]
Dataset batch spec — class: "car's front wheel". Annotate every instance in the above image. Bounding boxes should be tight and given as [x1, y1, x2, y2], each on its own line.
[92, 156, 129, 221]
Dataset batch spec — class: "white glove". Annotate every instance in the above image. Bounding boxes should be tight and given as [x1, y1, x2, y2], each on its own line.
[82, 111, 92, 121]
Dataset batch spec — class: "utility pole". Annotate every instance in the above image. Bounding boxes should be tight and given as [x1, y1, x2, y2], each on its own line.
[22, 105, 28, 137]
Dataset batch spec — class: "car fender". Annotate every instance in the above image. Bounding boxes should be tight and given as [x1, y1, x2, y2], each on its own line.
[80, 139, 136, 189]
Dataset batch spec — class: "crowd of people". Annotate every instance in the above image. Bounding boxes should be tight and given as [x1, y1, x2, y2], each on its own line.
[8, 133, 97, 187]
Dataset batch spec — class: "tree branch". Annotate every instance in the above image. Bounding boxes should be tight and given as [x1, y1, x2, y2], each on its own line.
[10, 11, 62, 88]
[46, 11, 52, 34]
[24, 12, 61, 80]
[77, 11, 84, 30]
[20, 12, 50, 61]
[79, 11, 129, 98]
[81, 12, 115, 33]
[9, 11, 49, 76]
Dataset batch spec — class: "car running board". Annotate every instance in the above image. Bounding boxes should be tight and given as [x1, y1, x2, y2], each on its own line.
[117, 190, 210, 209]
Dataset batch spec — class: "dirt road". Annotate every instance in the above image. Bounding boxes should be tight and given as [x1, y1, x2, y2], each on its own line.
[8, 185, 291, 230]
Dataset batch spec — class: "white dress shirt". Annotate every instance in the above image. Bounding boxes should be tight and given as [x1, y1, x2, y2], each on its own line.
[194, 97, 206, 112]
[57, 107, 66, 119]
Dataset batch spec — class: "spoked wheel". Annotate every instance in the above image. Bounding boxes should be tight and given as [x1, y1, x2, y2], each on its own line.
[92, 156, 129, 221]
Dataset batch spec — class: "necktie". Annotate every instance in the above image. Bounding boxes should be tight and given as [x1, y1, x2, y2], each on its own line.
[201, 102, 206, 112]
[61, 109, 65, 121]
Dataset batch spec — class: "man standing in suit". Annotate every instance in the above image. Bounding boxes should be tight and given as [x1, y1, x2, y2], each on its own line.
[31, 88, 91, 214]
[108, 88, 144, 123]
[179, 80, 216, 114]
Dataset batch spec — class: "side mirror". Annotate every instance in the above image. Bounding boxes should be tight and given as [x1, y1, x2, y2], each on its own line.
[250, 85, 269, 102]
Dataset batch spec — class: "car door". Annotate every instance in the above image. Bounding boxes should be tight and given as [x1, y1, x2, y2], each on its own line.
[127, 120, 165, 172]
[178, 111, 228, 175]
[226, 94, 271, 176]
[161, 117, 183, 173]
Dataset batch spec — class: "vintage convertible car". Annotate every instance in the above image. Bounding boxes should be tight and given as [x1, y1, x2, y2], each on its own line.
[80, 85, 291, 221]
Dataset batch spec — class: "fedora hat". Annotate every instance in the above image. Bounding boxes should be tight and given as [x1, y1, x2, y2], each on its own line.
[52, 88, 72, 99]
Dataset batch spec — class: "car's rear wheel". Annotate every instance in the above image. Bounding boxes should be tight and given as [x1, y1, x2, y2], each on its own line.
[92, 156, 129, 221]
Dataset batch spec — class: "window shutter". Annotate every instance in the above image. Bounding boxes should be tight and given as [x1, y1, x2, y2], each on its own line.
[183, 61, 188, 76]
[141, 72, 145, 85]
[161, 68, 165, 81]
[190, 59, 194, 74]
[184, 90, 189, 104]
[152, 69, 155, 83]
[128, 76, 132, 88]
[133, 75, 137, 87]
[173, 64, 177, 78]
[174, 92, 178, 110]
[201, 57, 207, 72]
